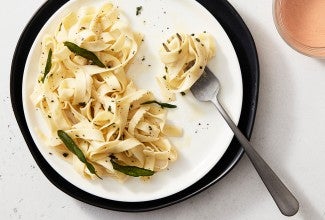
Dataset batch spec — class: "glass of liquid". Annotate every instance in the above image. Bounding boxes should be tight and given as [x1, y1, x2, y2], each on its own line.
[273, 0, 325, 58]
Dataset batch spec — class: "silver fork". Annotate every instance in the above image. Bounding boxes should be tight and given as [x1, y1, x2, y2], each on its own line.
[190, 67, 299, 216]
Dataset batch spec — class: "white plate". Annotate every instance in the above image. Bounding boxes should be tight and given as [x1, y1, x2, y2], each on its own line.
[22, 0, 242, 202]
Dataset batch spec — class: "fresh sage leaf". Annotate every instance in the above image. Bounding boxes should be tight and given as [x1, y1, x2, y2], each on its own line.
[41, 49, 52, 83]
[57, 130, 102, 179]
[64, 41, 105, 68]
[110, 158, 154, 177]
[141, 100, 177, 109]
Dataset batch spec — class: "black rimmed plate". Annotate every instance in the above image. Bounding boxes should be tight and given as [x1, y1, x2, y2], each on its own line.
[11, 0, 259, 212]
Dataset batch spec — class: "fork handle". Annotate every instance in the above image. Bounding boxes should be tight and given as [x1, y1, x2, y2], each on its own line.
[211, 96, 299, 216]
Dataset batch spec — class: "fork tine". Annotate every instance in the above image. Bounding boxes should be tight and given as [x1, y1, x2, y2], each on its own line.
[190, 67, 220, 102]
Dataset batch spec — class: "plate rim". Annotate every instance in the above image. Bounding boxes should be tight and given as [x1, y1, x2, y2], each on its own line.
[10, 0, 259, 212]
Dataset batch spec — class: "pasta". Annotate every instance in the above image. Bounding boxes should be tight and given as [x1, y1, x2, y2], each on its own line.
[31, 3, 180, 181]
[157, 32, 216, 101]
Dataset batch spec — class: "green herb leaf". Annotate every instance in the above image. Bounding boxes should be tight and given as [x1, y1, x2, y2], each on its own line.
[136, 6, 143, 16]
[110, 158, 154, 177]
[63, 41, 105, 68]
[141, 100, 177, 109]
[57, 130, 102, 179]
[78, 102, 86, 107]
[41, 49, 52, 83]
[58, 23, 62, 31]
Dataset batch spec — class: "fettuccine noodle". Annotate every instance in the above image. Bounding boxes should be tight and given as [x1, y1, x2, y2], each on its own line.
[158, 32, 216, 101]
[31, 3, 180, 181]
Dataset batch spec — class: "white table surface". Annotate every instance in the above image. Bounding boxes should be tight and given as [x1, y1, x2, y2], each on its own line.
[2, 0, 325, 219]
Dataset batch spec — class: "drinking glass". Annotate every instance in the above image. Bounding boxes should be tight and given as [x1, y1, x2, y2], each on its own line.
[273, 0, 325, 58]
